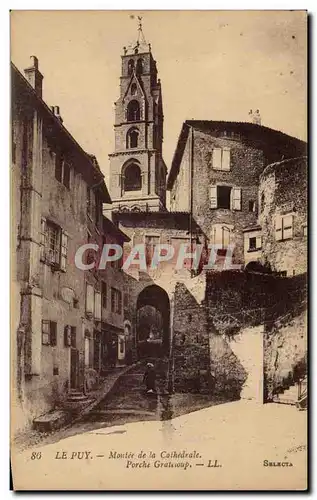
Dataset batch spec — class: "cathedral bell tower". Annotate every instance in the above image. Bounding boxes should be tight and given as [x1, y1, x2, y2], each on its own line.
[109, 20, 167, 212]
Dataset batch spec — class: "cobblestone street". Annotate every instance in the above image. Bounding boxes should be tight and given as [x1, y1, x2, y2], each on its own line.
[81, 360, 222, 430]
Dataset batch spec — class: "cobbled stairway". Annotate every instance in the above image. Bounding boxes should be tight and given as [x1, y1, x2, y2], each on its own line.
[86, 361, 168, 425]
[81, 359, 217, 428]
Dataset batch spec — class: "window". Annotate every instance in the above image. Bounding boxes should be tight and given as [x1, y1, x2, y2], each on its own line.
[119, 337, 125, 354]
[249, 200, 256, 212]
[64, 325, 76, 347]
[84, 336, 90, 367]
[275, 214, 294, 241]
[136, 58, 144, 75]
[94, 291, 101, 321]
[40, 219, 68, 270]
[47, 222, 60, 264]
[127, 100, 141, 121]
[128, 59, 134, 75]
[123, 163, 142, 191]
[55, 152, 71, 189]
[217, 186, 231, 209]
[60, 231, 68, 271]
[111, 288, 122, 315]
[232, 187, 242, 210]
[118, 292, 122, 315]
[212, 147, 230, 171]
[210, 186, 241, 210]
[145, 235, 160, 265]
[212, 225, 232, 249]
[42, 320, 57, 346]
[248, 236, 261, 251]
[86, 283, 94, 315]
[249, 237, 256, 250]
[126, 128, 139, 149]
[131, 83, 137, 96]
[71, 326, 76, 348]
[102, 282, 107, 309]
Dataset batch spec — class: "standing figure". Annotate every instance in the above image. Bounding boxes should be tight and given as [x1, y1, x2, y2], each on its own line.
[143, 362, 156, 394]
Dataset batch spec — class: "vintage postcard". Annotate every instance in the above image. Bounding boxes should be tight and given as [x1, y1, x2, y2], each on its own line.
[10, 10, 308, 491]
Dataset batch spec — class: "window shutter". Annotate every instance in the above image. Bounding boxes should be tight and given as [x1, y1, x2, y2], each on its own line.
[71, 327, 77, 348]
[40, 217, 46, 261]
[232, 188, 242, 210]
[211, 227, 216, 245]
[256, 236, 262, 249]
[212, 148, 222, 170]
[210, 186, 217, 208]
[64, 325, 71, 347]
[275, 215, 283, 241]
[84, 337, 90, 367]
[222, 148, 231, 171]
[283, 214, 293, 240]
[60, 230, 68, 271]
[94, 292, 101, 321]
[50, 321, 57, 346]
[223, 226, 231, 248]
[42, 320, 50, 345]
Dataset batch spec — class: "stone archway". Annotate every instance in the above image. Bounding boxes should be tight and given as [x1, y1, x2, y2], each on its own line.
[136, 284, 170, 358]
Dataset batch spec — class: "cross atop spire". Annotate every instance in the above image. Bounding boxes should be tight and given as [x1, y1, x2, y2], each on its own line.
[137, 16, 147, 45]
[124, 15, 151, 55]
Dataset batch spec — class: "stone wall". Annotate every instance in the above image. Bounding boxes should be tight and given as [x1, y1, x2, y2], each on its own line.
[172, 277, 210, 393]
[264, 310, 307, 402]
[204, 270, 307, 401]
[259, 157, 307, 276]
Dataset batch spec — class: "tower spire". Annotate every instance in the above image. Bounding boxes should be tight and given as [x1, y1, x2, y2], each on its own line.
[125, 15, 149, 54]
[137, 16, 147, 46]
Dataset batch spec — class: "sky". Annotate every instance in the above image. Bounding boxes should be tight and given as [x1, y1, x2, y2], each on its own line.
[11, 10, 307, 182]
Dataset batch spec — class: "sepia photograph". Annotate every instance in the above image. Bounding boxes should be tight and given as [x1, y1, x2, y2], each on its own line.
[10, 10, 307, 491]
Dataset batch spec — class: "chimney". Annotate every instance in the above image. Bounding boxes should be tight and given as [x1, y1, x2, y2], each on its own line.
[24, 56, 43, 98]
[51, 105, 63, 124]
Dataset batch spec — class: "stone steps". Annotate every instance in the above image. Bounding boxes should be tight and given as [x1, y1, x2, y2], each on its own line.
[67, 393, 90, 402]
[273, 384, 299, 405]
[90, 409, 156, 417]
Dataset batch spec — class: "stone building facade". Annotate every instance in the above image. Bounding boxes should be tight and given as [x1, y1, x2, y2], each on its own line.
[109, 37, 167, 212]
[11, 27, 308, 433]
[167, 121, 307, 266]
[258, 157, 307, 276]
[106, 30, 307, 402]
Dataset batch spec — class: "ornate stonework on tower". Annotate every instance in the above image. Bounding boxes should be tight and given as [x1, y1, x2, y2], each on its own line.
[109, 20, 167, 212]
